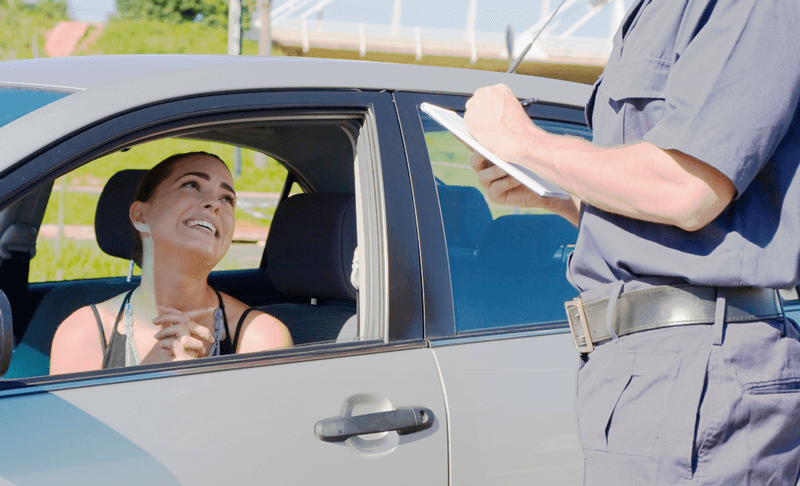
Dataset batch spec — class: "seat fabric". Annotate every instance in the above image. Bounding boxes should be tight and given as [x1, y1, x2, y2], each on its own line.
[8, 170, 145, 378]
[260, 193, 357, 345]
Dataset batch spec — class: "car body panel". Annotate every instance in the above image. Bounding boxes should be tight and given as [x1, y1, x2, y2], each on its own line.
[0, 56, 591, 173]
[433, 332, 583, 485]
[1, 347, 447, 485]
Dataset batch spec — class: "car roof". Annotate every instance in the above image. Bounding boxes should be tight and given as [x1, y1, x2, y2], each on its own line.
[0, 55, 591, 170]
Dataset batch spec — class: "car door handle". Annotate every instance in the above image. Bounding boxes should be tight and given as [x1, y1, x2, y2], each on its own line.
[315, 407, 434, 442]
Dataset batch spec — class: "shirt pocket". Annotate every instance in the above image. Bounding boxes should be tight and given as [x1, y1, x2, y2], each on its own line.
[577, 348, 681, 457]
[598, 57, 670, 144]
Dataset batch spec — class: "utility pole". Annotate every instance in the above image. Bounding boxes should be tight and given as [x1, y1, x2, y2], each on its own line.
[254, 0, 271, 169]
[228, 0, 243, 175]
[227, 0, 242, 56]
[391, 0, 401, 37]
[259, 0, 272, 56]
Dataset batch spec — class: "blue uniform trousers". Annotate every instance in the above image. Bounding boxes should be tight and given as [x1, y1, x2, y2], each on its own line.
[576, 316, 800, 485]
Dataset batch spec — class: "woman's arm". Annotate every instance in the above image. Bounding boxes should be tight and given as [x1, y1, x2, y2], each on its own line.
[50, 306, 106, 375]
[236, 313, 292, 354]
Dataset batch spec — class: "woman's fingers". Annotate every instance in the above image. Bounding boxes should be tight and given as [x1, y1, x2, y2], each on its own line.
[154, 324, 214, 345]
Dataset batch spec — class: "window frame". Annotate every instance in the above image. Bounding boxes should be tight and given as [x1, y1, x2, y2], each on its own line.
[0, 89, 424, 393]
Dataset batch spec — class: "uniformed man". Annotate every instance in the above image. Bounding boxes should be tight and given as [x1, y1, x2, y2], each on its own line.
[464, 0, 800, 484]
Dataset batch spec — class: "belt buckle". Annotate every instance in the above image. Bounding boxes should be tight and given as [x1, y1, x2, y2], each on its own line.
[565, 299, 593, 354]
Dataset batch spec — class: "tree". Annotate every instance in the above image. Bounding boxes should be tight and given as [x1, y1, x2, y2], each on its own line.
[116, 0, 251, 29]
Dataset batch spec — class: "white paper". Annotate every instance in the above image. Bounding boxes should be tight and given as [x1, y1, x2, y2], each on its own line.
[420, 102, 570, 199]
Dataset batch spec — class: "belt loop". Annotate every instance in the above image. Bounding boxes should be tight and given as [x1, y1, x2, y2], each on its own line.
[605, 281, 624, 343]
[713, 287, 727, 346]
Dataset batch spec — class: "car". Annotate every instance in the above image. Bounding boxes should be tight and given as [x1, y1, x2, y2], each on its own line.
[3, 55, 798, 485]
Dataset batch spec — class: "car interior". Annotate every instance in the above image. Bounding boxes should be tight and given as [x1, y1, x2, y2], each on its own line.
[0, 117, 366, 379]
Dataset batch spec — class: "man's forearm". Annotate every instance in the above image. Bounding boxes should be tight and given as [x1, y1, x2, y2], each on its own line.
[524, 130, 734, 231]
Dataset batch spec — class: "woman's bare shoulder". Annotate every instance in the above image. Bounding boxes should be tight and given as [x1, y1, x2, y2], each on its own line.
[217, 291, 291, 351]
[54, 292, 129, 344]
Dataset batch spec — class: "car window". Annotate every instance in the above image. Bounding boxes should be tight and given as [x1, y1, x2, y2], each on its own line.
[0, 87, 71, 129]
[420, 109, 591, 333]
[30, 139, 286, 282]
[0, 89, 398, 385]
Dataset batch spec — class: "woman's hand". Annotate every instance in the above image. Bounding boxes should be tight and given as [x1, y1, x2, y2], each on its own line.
[141, 307, 216, 363]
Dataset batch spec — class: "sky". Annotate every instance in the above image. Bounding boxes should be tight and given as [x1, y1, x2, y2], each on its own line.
[69, 0, 634, 41]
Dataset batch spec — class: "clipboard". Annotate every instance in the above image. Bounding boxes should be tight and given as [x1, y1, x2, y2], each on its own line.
[420, 102, 570, 200]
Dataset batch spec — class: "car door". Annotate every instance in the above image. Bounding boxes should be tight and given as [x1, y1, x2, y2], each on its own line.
[0, 89, 446, 485]
[396, 91, 587, 485]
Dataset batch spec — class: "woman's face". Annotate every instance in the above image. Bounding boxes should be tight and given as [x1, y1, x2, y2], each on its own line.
[132, 154, 236, 267]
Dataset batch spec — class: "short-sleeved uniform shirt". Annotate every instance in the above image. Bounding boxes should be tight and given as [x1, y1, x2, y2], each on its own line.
[567, 0, 800, 298]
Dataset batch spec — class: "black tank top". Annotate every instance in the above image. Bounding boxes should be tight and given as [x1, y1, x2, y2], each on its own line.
[92, 289, 255, 369]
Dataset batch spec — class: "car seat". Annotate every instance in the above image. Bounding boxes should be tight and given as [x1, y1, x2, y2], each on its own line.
[259, 193, 357, 345]
[453, 213, 578, 331]
[5, 170, 144, 378]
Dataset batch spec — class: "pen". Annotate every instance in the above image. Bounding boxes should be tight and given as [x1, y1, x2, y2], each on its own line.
[520, 97, 539, 109]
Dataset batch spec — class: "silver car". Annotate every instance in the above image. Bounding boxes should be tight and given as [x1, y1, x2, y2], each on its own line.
[0, 55, 597, 485]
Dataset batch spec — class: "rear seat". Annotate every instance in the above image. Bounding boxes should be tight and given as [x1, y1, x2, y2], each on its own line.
[448, 212, 578, 332]
[260, 193, 357, 345]
[6, 170, 144, 378]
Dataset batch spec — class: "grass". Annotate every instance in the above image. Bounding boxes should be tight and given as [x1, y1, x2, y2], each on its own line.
[31, 237, 262, 282]
[424, 129, 551, 218]
[31, 238, 135, 282]
[0, 0, 66, 60]
[77, 19, 270, 56]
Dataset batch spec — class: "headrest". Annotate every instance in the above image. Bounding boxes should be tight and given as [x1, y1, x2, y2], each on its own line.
[479, 214, 578, 270]
[266, 193, 357, 301]
[94, 169, 146, 260]
[437, 184, 492, 249]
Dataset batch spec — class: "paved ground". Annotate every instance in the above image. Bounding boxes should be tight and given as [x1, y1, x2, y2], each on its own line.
[45, 22, 89, 57]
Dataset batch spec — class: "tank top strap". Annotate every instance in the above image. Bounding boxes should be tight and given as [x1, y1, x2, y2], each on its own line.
[232, 308, 256, 353]
[90, 304, 107, 353]
[102, 289, 134, 369]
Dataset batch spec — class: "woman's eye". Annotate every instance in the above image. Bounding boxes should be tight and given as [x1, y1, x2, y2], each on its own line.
[182, 180, 200, 190]
[222, 195, 235, 206]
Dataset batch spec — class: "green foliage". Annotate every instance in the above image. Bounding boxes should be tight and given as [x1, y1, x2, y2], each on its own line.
[115, 0, 251, 29]
[0, 0, 68, 60]
[31, 238, 135, 282]
[80, 19, 260, 54]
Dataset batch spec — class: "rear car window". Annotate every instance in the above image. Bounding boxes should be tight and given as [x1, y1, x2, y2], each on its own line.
[0, 87, 71, 128]
[420, 108, 591, 333]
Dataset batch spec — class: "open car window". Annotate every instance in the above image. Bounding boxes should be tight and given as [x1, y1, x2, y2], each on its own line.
[5, 108, 387, 381]
[31, 140, 286, 282]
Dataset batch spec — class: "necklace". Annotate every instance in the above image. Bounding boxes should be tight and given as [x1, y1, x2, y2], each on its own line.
[122, 291, 225, 366]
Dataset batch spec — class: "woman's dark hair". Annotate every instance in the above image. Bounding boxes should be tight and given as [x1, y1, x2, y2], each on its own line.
[130, 151, 228, 267]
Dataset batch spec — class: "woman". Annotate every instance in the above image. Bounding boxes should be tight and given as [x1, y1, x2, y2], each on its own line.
[50, 152, 292, 374]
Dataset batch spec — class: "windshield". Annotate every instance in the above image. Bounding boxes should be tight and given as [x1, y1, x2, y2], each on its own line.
[0, 87, 71, 129]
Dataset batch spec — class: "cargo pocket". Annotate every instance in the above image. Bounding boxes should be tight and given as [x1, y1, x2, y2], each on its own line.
[577, 348, 681, 457]
[730, 319, 800, 395]
[599, 57, 670, 144]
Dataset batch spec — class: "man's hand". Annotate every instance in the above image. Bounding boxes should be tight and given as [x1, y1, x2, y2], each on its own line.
[464, 84, 541, 163]
[465, 84, 582, 225]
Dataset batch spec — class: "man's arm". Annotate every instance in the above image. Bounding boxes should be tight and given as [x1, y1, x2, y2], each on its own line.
[464, 84, 735, 232]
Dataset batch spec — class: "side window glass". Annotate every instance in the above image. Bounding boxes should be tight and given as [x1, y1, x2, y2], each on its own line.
[31, 140, 286, 282]
[420, 109, 591, 333]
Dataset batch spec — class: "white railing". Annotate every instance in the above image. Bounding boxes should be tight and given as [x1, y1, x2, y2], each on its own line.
[265, 18, 610, 63]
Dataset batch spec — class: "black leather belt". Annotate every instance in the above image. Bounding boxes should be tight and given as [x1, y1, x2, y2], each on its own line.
[564, 285, 783, 353]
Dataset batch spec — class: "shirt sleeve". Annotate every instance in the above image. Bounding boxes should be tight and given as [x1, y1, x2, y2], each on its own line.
[643, 0, 800, 197]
